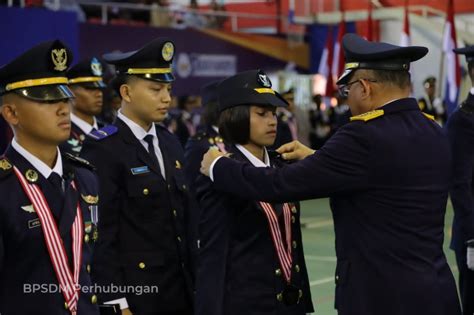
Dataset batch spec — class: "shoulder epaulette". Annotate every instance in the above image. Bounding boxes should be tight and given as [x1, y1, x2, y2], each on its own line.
[190, 131, 209, 141]
[422, 113, 435, 121]
[88, 125, 118, 141]
[63, 152, 96, 171]
[350, 109, 384, 123]
[418, 100, 426, 111]
[0, 157, 13, 178]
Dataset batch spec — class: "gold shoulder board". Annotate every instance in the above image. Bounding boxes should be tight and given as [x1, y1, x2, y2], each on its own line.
[350, 109, 384, 122]
[422, 113, 435, 121]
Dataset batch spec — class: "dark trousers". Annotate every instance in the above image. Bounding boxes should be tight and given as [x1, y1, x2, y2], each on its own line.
[455, 248, 474, 315]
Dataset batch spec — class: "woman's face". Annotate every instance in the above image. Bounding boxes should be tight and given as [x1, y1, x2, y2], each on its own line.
[248, 105, 277, 147]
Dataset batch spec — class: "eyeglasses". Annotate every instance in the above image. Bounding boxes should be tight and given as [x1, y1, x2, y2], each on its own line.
[338, 78, 378, 98]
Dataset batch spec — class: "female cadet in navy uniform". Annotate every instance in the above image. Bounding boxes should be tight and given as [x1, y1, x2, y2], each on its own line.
[194, 70, 313, 315]
[201, 35, 461, 315]
[0, 40, 100, 315]
[80, 38, 194, 315]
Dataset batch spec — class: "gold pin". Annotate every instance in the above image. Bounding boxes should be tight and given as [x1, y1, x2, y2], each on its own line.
[0, 159, 12, 170]
[25, 169, 38, 183]
[175, 160, 182, 169]
[81, 194, 99, 204]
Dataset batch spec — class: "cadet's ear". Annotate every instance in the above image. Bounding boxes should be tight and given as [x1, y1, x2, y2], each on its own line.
[119, 83, 132, 103]
[1, 96, 20, 126]
[359, 79, 374, 100]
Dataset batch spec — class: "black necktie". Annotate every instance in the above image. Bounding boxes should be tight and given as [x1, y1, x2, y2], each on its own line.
[48, 172, 64, 202]
[144, 134, 160, 168]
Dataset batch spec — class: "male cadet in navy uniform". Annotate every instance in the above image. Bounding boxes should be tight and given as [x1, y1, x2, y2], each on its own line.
[0, 40, 100, 314]
[201, 34, 462, 315]
[61, 58, 107, 155]
[183, 81, 224, 271]
[446, 45, 474, 315]
[184, 81, 224, 186]
[81, 38, 194, 315]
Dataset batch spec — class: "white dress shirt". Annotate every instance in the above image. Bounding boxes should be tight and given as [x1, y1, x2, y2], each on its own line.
[210, 145, 270, 181]
[12, 139, 63, 179]
[117, 110, 166, 180]
[71, 113, 99, 135]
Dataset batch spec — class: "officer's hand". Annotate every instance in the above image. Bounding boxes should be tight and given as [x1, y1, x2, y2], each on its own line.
[201, 146, 226, 177]
[467, 244, 474, 271]
[276, 140, 315, 161]
[122, 308, 133, 315]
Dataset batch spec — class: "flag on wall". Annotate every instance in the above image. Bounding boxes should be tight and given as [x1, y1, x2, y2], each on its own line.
[318, 27, 335, 96]
[332, 17, 347, 83]
[400, 0, 410, 46]
[442, 0, 461, 115]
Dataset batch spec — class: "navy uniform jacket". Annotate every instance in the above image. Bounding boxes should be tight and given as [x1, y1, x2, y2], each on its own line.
[81, 119, 194, 314]
[0, 147, 100, 315]
[184, 126, 225, 188]
[209, 98, 461, 315]
[184, 126, 228, 275]
[446, 92, 474, 251]
[195, 146, 313, 315]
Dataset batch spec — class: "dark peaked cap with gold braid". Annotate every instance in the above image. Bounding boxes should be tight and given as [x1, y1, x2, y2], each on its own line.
[0, 40, 74, 101]
[336, 33, 428, 85]
[103, 37, 176, 83]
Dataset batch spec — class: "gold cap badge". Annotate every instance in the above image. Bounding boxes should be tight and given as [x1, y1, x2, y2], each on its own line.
[51, 48, 68, 71]
[162, 42, 175, 62]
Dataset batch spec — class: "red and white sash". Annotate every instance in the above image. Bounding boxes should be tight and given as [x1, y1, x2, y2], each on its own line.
[259, 202, 293, 282]
[14, 167, 84, 315]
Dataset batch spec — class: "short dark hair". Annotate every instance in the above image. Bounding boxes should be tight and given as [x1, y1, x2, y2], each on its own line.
[218, 105, 250, 144]
[110, 74, 140, 98]
[368, 69, 411, 89]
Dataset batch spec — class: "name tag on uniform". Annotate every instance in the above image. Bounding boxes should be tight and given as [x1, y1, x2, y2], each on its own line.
[131, 166, 150, 175]
[28, 218, 41, 229]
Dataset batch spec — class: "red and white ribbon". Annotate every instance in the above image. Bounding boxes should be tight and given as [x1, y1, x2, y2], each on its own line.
[14, 167, 83, 314]
[259, 202, 293, 282]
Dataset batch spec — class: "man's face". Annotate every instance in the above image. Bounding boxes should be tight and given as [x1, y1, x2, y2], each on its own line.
[126, 78, 172, 124]
[424, 82, 436, 99]
[283, 94, 295, 112]
[342, 70, 378, 116]
[3, 93, 72, 145]
[70, 85, 103, 116]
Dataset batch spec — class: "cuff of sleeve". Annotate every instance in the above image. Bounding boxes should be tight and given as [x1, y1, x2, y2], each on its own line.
[209, 156, 224, 182]
[104, 297, 129, 310]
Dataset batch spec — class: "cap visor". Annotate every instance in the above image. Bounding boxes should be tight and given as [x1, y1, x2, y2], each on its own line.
[260, 92, 288, 108]
[336, 69, 354, 85]
[139, 73, 175, 83]
[72, 81, 107, 89]
[14, 85, 74, 101]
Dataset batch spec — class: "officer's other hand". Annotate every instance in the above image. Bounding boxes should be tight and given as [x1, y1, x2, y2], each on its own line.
[201, 146, 226, 177]
[121, 308, 133, 315]
[467, 243, 474, 271]
[276, 140, 315, 161]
